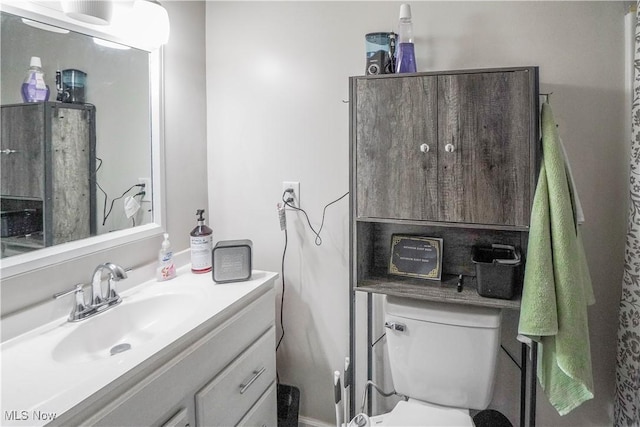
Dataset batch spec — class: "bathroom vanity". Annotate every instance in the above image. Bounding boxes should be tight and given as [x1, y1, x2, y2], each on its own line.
[1, 267, 278, 427]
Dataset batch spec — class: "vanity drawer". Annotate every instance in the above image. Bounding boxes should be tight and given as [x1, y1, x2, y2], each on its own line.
[195, 327, 276, 427]
[237, 383, 277, 427]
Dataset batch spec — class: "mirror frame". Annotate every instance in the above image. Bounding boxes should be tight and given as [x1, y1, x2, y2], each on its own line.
[0, 1, 166, 279]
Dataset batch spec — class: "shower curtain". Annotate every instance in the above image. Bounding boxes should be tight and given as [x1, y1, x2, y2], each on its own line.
[615, 4, 640, 426]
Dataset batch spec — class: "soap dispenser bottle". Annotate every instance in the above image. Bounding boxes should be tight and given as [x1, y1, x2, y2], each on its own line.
[190, 209, 213, 273]
[157, 233, 176, 281]
[21, 56, 50, 102]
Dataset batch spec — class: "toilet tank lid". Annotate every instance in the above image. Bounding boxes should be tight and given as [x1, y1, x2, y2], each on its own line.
[385, 296, 501, 329]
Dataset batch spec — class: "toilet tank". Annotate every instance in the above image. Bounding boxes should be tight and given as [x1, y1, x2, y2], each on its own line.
[384, 296, 502, 410]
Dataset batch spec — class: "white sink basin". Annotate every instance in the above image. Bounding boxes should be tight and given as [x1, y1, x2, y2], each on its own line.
[52, 292, 197, 363]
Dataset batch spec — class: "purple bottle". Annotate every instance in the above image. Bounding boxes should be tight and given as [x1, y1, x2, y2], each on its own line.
[395, 4, 417, 74]
[21, 56, 50, 103]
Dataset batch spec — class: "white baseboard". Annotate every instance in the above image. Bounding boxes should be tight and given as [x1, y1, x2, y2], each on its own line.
[298, 415, 335, 427]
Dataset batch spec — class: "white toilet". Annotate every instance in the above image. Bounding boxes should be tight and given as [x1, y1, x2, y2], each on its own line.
[370, 295, 502, 426]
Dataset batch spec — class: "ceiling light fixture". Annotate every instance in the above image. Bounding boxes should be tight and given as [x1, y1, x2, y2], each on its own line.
[21, 18, 71, 34]
[60, 0, 114, 26]
[131, 0, 170, 46]
[93, 37, 131, 50]
[59, 0, 169, 49]
[107, 0, 170, 49]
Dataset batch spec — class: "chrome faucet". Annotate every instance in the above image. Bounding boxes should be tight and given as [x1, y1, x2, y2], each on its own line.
[54, 262, 128, 322]
[91, 262, 127, 307]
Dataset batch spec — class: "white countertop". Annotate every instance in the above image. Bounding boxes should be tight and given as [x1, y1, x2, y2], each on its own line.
[0, 266, 277, 426]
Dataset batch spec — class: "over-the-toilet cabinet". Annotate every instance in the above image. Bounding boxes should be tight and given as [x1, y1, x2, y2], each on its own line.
[349, 67, 540, 425]
[354, 68, 537, 227]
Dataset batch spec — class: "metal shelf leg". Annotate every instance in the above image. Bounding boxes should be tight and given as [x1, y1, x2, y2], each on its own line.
[520, 341, 538, 427]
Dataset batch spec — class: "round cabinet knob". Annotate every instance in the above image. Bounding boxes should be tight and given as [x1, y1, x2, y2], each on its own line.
[420, 144, 430, 153]
[445, 143, 456, 153]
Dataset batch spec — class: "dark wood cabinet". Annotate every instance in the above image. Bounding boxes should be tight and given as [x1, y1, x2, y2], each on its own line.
[349, 67, 540, 422]
[355, 75, 439, 221]
[1, 102, 96, 256]
[354, 68, 537, 227]
[350, 66, 539, 299]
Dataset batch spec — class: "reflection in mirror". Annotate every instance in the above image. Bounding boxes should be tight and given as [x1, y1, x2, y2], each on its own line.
[0, 11, 153, 259]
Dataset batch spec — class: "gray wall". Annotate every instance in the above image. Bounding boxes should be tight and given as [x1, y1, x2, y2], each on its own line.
[206, 2, 629, 426]
[163, 0, 208, 248]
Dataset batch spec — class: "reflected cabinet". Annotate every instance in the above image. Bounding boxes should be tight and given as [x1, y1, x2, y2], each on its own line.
[1, 102, 96, 257]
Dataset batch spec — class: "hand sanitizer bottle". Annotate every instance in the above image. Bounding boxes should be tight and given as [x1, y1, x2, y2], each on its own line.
[395, 4, 417, 73]
[157, 233, 176, 281]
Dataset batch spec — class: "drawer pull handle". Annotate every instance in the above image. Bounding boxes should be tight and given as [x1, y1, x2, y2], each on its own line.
[384, 321, 406, 332]
[239, 367, 266, 394]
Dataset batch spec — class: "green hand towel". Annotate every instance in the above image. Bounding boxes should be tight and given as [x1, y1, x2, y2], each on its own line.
[518, 102, 594, 416]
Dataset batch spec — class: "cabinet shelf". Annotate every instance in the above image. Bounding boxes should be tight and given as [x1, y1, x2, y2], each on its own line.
[356, 216, 530, 233]
[1, 233, 44, 249]
[356, 274, 521, 310]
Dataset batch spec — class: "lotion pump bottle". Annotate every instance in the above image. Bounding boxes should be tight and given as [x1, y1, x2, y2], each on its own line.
[157, 233, 176, 281]
[190, 209, 213, 273]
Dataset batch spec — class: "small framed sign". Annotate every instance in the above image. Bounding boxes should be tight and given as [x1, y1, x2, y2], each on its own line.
[389, 235, 443, 281]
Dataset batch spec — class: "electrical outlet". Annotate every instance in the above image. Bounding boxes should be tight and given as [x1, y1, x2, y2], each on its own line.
[138, 177, 152, 202]
[282, 181, 300, 208]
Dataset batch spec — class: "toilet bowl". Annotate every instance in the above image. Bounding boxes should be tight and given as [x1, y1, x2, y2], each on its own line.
[363, 296, 502, 426]
[369, 400, 474, 426]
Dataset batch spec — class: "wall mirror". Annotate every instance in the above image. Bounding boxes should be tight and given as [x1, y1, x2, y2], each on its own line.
[0, 1, 165, 278]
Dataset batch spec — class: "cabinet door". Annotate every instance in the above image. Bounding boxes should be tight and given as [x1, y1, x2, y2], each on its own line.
[1, 104, 44, 199]
[49, 105, 93, 244]
[438, 71, 532, 226]
[355, 76, 438, 221]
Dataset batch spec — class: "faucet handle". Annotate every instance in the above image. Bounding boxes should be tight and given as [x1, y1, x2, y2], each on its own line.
[104, 262, 126, 305]
[106, 277, 122, 305]
[54, 284, 89, 322]
[53, 284, 83, 300]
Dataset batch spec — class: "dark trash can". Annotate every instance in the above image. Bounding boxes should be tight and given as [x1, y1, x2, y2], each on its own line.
[277, 384, 300, 427]
[472, 244, 521, 300]
[473, 409, 513, 427]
